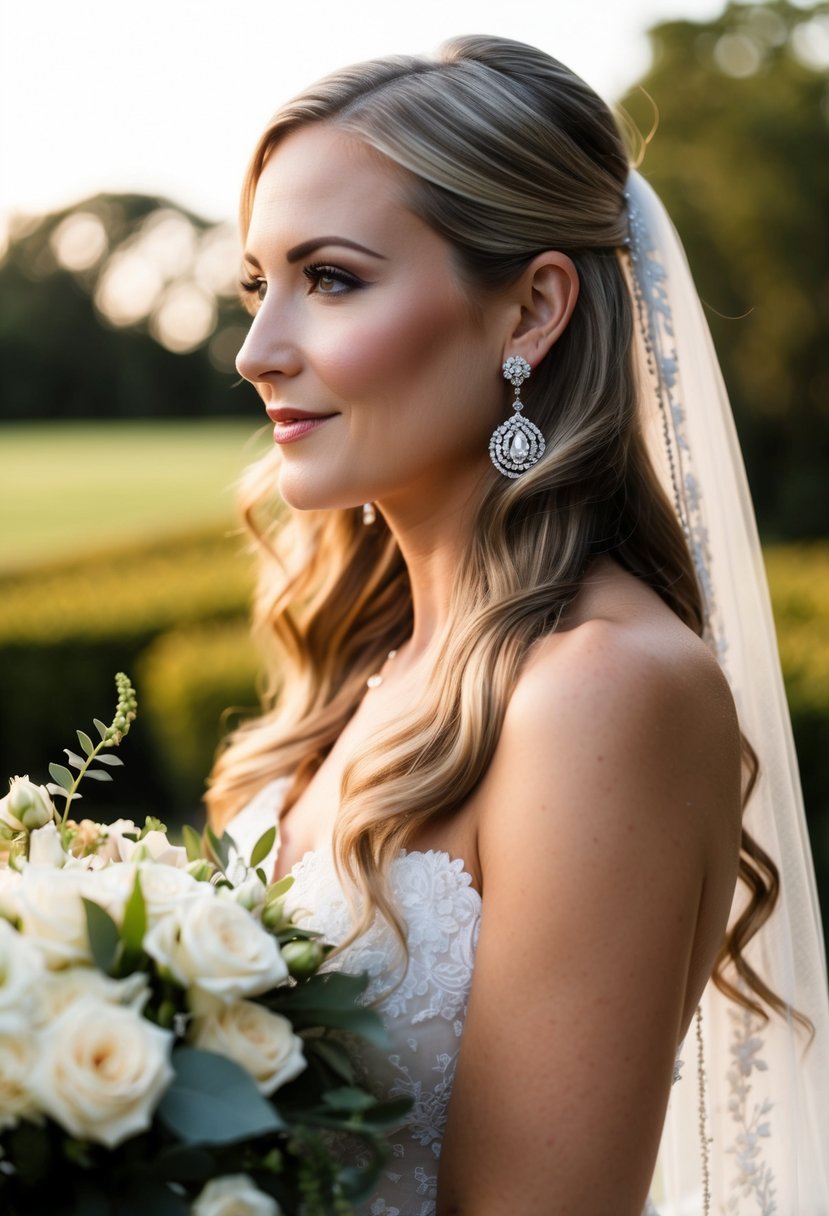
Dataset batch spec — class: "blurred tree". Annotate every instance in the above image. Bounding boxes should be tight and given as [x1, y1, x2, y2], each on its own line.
[0, 194, 252, 420]
[621, 0, 829, 539]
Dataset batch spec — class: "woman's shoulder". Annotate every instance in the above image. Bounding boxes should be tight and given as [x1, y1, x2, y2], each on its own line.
[511, 559, 738, 757]
[477, 559, 743, 872]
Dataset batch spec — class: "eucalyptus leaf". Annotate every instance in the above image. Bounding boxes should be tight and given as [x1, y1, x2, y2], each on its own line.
[182, 824, 203, 864]
[205, 826, 230, 870]
[48, 762, 75, 792]
[82, 898, 120, 974]
[271, 971, 369, 1010]
[93, 752, 124, 766]
[307, 1038, 355, 1085]
[266, 874, 295, 901]
[121, 872, 147, 961]
[82, 769, 113, 782]
[250, 825, 277, 869]
[64, 748, 87, 769]
[76, 729, 95, 757]
[322, 1086, 376, 1113]
[158, 1047, 284, 1145]
[93, 717, 110, 741]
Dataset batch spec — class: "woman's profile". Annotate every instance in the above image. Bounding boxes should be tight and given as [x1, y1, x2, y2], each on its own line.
[206, 35, 829, 1215]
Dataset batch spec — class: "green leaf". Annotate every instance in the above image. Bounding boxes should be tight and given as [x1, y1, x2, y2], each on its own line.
[322, 1086, 376, 1113]
[307, 1037, 355, 1085]
[64, 749, 87, 769]
[121, 872, 147, 961]
[266, 874, 295, 901]
[205, 826, 230, 870]
[48, 762, 75, 792]
[116, 1181, 190, 1216]
[93, 717, 110, 741]
[82, 898, 120, 974]
[156, 1144, 216, 1183]
[250, 825, 277, 869]
[93, 752, 124, 767]
[157, 1047, 284, 1145]
[76, 729, 95, 757]
[271, 971, 370, 1011]
[182, 824, 203, 864]
[82, 769, 113, 782]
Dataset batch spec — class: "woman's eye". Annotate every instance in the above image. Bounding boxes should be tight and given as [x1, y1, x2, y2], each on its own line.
[303, 264, 362, 296]
[239, 277, 267, 305]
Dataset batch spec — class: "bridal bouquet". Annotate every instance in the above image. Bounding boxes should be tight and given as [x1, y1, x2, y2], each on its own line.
[0, 675, 404, 1216]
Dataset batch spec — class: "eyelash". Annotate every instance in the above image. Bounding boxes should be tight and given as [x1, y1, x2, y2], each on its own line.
[238, 263, 363, 309]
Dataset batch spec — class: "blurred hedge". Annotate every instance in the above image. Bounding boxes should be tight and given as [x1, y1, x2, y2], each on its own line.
[0, 530, 256, 825]
[1, 536, 827, 879]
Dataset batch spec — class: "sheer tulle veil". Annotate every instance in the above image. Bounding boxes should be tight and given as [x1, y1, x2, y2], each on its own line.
[625, 171, 829, 1214]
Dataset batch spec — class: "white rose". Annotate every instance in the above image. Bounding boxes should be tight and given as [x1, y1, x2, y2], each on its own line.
[189, 998, 306, 1095]
[103, 822, 187, 869]
[28, 820, 69, 867]
[0, 1033, 39, 1129]
[192, 1174, 281, 1216]
[144, 896, 288, 1001]
[79, 861, 138, 925]
[34, 967, 148, 1026]
[0, 919, 44, 1033]
[135, 861, 207, 927]
[0, 868, 22, 921]
[225, 873, 267, 913]
[16, 865, 92, 967]
[27, 996, 174, 1147]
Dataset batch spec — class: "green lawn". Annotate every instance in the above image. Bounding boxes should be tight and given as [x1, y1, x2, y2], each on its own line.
[0, 420, 272, 572]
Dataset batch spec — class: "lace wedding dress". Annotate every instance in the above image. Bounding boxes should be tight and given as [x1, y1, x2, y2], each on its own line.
[228, 777, 662, 1216]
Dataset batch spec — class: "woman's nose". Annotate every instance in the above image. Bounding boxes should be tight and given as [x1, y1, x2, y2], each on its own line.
[235, 307, 302, 386]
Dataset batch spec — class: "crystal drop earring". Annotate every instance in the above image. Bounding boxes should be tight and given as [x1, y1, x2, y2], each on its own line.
[489, 355, 546, 478]
[362, 502, 376, 526]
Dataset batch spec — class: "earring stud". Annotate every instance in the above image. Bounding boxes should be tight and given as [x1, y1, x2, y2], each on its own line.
[489, 356, 546, 478]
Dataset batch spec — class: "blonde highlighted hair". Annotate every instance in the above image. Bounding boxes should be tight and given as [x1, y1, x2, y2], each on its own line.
[208, 35, 782, 1020]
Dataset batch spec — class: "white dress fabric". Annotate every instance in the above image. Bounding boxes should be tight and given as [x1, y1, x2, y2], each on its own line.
[227, 778, 662, 1216]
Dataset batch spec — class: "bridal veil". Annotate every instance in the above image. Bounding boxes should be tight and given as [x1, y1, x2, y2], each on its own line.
[626, 171, 829, 1215]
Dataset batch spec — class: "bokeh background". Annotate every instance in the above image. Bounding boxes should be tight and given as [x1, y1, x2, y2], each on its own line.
[1, 0, 827, 934]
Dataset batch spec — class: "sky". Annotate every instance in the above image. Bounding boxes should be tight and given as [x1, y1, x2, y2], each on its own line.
[0, 0, 732, 228]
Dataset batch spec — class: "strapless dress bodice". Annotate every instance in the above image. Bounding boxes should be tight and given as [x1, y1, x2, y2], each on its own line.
[227, 779, 662, 1216]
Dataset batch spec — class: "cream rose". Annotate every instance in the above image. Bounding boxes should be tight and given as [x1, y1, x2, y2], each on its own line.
[28, 820, 69, 867]
[27, 996, 174, 1147]
[144, 896, 288, 1001]
[0, 919, 44, 1033]
[190, 998, 306, 1095]
[0, 776, 57, 833]
[192, 1174, 281, 1216]
[0, 867, 22, 921]
[16, 865, 92, 967]
[101, 821, 187, 868]
[34, 967, 148, 1026]
[0, 1033, 38, 1129]
[135, 861, 206, 926]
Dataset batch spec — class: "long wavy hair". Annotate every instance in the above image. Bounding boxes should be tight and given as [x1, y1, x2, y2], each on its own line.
[207, 35, 784, 1022]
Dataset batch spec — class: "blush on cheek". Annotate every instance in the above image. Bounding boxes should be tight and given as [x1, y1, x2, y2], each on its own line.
[315, 288, 472, 397]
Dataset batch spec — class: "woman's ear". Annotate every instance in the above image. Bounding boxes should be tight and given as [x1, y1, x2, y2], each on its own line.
[503, 252, 579, 368]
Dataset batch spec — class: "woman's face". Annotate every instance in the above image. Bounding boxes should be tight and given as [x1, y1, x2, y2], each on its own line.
[236, 123, 514, 520]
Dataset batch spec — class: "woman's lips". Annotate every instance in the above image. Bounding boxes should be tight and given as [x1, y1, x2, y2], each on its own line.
[266, 407, 337, 445]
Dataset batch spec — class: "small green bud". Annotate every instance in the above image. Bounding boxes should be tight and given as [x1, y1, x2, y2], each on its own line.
[186, 859, 215, 882]
[261, 897, 290, 933]
[281, 938, 325, 980]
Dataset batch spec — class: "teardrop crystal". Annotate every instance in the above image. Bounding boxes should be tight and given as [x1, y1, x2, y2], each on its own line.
[509, 429, 529, 461]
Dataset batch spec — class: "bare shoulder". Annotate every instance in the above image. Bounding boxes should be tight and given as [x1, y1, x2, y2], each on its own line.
[476, 560, 743, 909]
[497, 566, 741, 816]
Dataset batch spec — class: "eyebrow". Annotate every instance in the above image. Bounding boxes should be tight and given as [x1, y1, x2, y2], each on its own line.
[243, 237, 387, 268]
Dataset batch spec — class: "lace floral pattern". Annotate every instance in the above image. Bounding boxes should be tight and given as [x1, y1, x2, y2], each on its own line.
[284, 848, 481, 1216]
[725, 1007, 777, 1215]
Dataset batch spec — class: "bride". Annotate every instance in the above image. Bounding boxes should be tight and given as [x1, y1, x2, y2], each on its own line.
[206, 36, 829, 1215]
